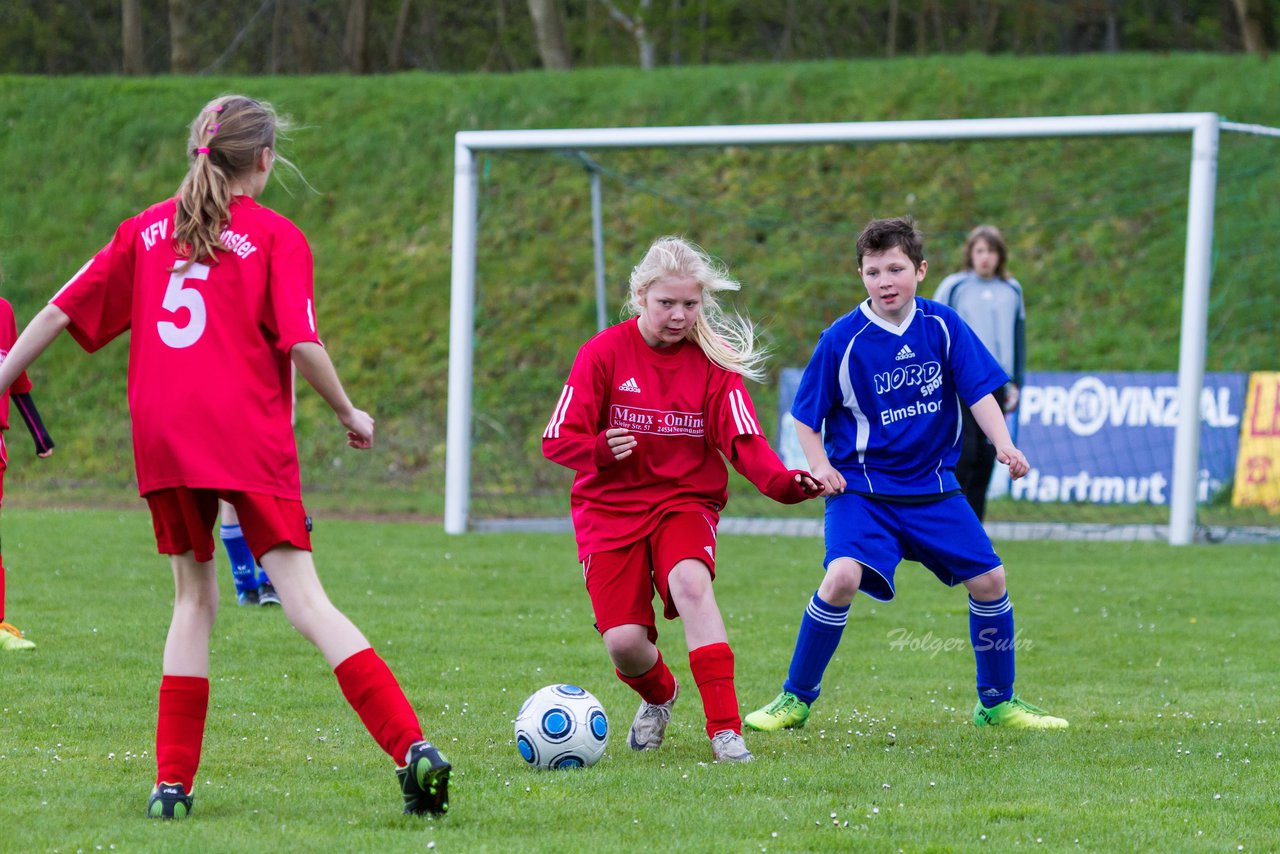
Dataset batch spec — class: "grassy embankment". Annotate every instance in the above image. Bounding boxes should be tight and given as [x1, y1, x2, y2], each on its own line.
[0, 56, 1275, 523]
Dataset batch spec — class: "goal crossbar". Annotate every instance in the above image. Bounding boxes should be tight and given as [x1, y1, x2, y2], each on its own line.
[448, 112, 1225, 543]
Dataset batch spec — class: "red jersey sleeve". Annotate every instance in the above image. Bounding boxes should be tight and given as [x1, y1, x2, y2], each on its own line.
[9, 372, 32, 395]
[542, 342, 615, 473]
[709, 371, 815, 505]
[262, 220, 322, 353]
[51, 220, 137, 353]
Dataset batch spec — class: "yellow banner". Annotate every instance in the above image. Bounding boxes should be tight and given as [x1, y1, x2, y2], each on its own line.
[1233, 372, 1280, 512]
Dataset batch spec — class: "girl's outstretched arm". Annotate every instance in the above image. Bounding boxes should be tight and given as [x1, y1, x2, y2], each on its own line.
[0, 305, 70, 391]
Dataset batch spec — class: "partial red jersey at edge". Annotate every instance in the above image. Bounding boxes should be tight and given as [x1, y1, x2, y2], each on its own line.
[52, 196, 321, 498]
[0, 298, 34, 432]
[542, 318, 800, 560]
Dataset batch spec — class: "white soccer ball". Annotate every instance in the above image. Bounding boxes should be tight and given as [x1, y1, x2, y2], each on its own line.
[514, 684, 609, 770]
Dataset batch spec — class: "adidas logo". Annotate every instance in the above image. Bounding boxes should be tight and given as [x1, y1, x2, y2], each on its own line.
[617, 377, 641, 393]
[895, 344, 915, 361]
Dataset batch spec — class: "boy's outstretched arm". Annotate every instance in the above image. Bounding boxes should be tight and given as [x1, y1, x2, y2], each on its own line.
[794, 418, 845, 495]
[0, 305, 70, 393]
[290, 341, 374, 450]
[969, 393, 1029, 479]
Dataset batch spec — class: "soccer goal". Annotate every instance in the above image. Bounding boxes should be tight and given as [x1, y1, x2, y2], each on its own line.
[445, 113, 1279, 544]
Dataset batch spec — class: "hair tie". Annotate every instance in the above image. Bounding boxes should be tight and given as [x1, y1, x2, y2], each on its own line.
[211, 104, 225, 113]
[209, 123, 221, 134]
[196, 147, 211, 155]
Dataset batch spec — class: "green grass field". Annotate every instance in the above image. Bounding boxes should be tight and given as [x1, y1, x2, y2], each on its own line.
[1, 507, 1275, 852]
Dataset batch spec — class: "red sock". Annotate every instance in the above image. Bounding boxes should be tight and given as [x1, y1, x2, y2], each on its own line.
[1, 558, 7, 622]
[616, 649, 677, 705]
[334, 648, 423, 764]
[155, 675, 210, 791]
[690, 642, 740, 738]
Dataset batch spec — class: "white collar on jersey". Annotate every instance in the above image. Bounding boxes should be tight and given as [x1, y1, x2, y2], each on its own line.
[859, 299, 917, 336]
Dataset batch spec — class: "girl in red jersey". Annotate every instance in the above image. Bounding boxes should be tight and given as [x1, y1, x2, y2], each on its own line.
[0, 290, 55, 652]
[0, 95, 449, 818]
[542, 236, 824, 763]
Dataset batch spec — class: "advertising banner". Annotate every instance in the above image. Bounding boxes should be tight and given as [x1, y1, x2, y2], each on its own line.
[1014, 372, 1246, 505]
[1232, 372, 1280, 512]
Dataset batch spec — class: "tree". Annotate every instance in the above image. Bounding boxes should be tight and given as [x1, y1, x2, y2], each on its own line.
[345, 0, 370, 73]
[391, 0, 414, 69]
[527, 0, 571, 69]
[270, 0, 287, 73]
[169, 0, 196, 72]
[1231, 0, 1272, 57]
[886, 0, 899, 57]
[122, 0, 144, 73]
[600, 0, 655, 69]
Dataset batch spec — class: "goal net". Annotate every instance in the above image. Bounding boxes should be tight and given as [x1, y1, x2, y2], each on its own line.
[446, 115, 1279, 544]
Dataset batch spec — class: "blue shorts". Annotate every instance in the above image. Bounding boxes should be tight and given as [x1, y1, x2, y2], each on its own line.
[824, 492, 1002, 602]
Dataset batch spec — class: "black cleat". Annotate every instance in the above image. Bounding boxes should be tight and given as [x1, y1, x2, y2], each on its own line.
[256, 582, 281, 607]
[397, 740, 450, 816]
[146, 782, 194, 819]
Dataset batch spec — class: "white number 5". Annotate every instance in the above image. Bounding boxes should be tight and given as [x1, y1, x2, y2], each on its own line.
[158, 262, 209, 349]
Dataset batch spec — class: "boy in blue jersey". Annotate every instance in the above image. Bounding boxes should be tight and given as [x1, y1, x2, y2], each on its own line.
[745, 217, 1067, 732]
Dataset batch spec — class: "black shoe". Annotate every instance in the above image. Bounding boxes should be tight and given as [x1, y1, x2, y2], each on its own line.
[146, 782, 194, 819]
[257, 582, 281, 607]
[397, 740, 450, 815]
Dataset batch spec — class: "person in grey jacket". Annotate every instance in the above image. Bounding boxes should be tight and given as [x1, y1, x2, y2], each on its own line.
[934, 225, 1025, 521]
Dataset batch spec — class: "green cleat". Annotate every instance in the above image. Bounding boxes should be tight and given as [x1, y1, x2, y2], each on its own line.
[744, 691, 810, 732]
[973, 696, 1068, 729]
[0, 622, 36, 652]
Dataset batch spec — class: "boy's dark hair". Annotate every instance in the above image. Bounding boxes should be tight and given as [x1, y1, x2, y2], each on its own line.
[856, 217, 925, 269]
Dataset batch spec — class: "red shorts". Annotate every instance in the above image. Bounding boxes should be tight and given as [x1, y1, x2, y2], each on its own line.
[583, 511, 718, 643]
[145, 488, 311, 563]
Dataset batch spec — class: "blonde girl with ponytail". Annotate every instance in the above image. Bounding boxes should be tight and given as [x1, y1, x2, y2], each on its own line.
[543, 235, 824, 765]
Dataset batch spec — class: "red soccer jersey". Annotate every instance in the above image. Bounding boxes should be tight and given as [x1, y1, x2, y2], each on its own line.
[0, 297, 34, 432]
[543, 318, 805, 559]
[52, 196, 321, 498]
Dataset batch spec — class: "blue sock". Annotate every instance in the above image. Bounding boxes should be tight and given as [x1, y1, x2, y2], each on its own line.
[970, 592, 1016, 708]
[220, 524, 259, 594]
[781, 592, 850, 705]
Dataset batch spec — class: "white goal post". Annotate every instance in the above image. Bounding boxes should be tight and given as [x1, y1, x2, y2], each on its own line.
[447, 112, 1228, 544]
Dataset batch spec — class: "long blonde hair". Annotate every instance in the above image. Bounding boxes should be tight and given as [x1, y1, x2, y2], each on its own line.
[172, 94, 290, 270]
[624, 236, 768, 383]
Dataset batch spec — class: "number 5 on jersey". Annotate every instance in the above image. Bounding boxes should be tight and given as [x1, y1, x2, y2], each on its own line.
[158, 262, 209, 349]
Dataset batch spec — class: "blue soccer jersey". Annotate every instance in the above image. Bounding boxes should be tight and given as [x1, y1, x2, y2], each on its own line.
[791, 297, 1007, 497]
